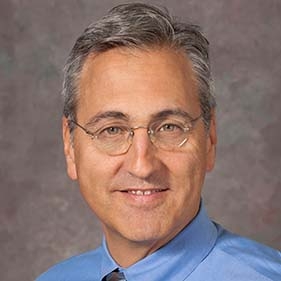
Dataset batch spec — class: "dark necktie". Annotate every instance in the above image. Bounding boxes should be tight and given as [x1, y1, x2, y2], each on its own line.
[102, 269, 127, 281]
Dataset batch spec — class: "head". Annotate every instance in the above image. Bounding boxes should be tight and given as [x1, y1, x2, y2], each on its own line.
[62, 3, 215, 129]
[62, 3, 217, 266]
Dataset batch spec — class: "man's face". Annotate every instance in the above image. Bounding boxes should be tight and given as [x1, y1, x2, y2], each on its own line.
[63, 47, 216, 252]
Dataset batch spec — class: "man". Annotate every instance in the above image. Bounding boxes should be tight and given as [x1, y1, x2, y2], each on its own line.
[36, 3, 280, 281]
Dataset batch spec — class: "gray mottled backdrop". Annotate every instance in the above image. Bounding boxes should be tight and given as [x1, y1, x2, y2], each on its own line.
[1, 0, 281, 280]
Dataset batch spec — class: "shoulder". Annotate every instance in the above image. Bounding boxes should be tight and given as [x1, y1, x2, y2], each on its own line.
[36, 247, 103, 281]
[213, 224, 281, 280]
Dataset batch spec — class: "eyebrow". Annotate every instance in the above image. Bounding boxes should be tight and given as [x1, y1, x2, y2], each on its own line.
[85, 111, 129, 126]
[85, 108, 194, 126]
[152, 108, 194, 120]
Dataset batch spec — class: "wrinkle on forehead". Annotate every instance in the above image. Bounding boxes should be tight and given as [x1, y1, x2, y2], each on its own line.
[76, 47, 200, 122]
[83, 107, 196, 129]
[79, 46, 198, 92]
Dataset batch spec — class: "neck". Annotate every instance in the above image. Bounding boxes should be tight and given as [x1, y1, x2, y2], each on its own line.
[105, 236, 164, 267]
[103, 225, 188, 268]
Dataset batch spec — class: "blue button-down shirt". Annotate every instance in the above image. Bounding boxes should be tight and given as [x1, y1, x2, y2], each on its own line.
[36, 205, 281, 280]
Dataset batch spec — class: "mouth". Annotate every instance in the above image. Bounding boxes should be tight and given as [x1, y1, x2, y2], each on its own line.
[116, 187, 170, 207]
[121, 188, 168, 196]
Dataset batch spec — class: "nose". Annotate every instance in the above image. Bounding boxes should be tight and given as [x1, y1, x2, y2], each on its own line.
[123, 127, 158, 179]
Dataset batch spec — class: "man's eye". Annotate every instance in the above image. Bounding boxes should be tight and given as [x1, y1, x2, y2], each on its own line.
[98, 126, 127, 138]
[159, 123, 182, 132]
[104, 127, 122, 135]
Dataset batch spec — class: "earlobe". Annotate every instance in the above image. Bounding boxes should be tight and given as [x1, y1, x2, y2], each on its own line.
[206, 111, 217, 172]
[62, 117, 78, 180]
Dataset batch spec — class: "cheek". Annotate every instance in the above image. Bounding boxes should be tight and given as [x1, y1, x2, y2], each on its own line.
[73, 145, 119, 202]
[171, 143, 207, 176]
[75, 139, 118, 177]
[167, 142, 208, 194]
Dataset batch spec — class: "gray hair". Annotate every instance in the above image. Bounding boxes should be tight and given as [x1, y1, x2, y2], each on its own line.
[62, 3, 216, 129]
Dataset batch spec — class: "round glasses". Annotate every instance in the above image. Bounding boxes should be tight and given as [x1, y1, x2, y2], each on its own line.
[69, 114, 202, 156]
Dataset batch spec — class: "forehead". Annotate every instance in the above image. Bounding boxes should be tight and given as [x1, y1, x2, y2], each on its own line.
[77, 47, 200, 122]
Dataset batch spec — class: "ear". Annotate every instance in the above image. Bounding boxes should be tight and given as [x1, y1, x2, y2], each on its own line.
[62, 117, 78, 180]
[206, 110, 217, 172]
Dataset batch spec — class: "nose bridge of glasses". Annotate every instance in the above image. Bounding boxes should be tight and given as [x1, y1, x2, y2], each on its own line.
[130, 125, 152, 134]
[129, 126, 154, 142]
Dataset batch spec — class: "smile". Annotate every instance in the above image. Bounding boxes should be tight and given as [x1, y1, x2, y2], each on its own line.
[126, 189, 166, 196]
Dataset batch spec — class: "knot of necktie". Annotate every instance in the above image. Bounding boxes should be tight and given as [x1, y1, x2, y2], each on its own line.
[103, 268, 127, 281]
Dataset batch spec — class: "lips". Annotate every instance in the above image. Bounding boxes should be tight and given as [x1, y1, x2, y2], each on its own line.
[117, 187, 169, 207]
[126, 189, 166, 196]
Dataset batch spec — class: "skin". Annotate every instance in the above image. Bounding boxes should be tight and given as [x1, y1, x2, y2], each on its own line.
[62, 47, 217, 267]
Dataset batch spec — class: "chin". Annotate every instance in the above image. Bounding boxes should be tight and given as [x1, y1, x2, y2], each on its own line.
[119, 222, 180, 247]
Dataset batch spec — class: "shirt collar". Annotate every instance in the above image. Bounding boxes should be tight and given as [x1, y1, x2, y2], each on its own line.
[100, 203, 218, 280]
